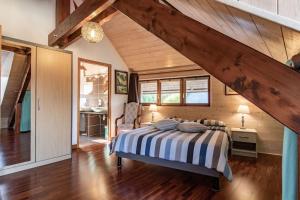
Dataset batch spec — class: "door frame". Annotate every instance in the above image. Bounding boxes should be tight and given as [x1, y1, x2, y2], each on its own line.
[77, 57, 112, 148]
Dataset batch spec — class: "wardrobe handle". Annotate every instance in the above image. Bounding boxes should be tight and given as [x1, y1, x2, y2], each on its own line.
[38, 98, 40, 111]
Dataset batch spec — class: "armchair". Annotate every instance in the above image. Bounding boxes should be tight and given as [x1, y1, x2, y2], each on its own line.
[115, 102, 141, 136]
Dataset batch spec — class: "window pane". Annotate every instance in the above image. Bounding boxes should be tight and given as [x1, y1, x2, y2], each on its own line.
[140, 81, 157, 103]
[161, 79, 180, 104]
[185, 77, 209, 104]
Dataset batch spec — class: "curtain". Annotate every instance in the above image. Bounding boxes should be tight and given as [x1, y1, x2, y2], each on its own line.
[127, 73, 139, 103]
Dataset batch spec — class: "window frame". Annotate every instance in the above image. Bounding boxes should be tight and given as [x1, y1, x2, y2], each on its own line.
[159, 78, 182, 106]
[139, 75, 210, 107]
[183, 76, 210, 106]
[138, 80, 159, 106]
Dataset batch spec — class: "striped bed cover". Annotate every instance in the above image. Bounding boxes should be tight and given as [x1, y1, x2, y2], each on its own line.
[113, 126, 232, 181]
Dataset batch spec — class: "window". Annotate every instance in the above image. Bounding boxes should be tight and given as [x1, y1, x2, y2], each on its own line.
[184, 77, 209, 105]
[140, 81, 158, 104]
[160, 79, 181, 104]
[139, 76, 210, 106]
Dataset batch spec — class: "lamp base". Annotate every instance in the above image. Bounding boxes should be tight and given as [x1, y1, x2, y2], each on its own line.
[151, 112, 155, 123]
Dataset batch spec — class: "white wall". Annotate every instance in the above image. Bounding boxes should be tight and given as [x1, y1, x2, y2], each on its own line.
[0, 0, 129, 145]
[67, 37, 129, 145]
[0, 0, 55, 45]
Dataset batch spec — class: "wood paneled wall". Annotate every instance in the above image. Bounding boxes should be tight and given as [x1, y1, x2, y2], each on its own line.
[140, 69, 284, 155]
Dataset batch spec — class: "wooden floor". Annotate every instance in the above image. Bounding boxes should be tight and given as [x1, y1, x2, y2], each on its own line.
[0, 143, 282, 200]
[0, 129, 31, 168]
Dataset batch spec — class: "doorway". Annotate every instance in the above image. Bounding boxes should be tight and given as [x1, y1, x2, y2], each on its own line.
[77, 58, 111, 148]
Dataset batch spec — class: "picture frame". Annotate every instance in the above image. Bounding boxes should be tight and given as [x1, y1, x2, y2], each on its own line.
[225, 85, 238, 95]
[115, 70, 128, 94]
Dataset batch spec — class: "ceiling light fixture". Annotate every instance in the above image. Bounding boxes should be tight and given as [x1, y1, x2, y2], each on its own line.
[81, 22, 104, 43]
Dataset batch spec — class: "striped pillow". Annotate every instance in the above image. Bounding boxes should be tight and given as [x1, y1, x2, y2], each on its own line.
[154, 119, 179, 131]
[168, 117, 206, 124]
[203, 120, 226, 127]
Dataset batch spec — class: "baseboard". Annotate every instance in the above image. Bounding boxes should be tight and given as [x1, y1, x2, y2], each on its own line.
[72, 144, 78, 149]
[0, 154, 71, 176]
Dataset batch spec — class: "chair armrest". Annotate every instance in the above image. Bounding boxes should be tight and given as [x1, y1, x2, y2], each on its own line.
[133, 114, 141, 129]
[115, 114, 125, 136]
[115, 114, 125, 126]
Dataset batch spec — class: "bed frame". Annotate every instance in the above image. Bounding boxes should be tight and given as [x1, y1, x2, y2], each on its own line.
[116, 152, 221, 191]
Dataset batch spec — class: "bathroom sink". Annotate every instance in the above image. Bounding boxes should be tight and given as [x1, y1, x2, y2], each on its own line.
[91, 107, 106, 113]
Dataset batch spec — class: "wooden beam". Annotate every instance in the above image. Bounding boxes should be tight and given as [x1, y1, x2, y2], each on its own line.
[56, 0, 70, 26]
[14, 103, 21, 134]
[48, 0, 116, 47]
[113, 0, 300, 134]
[9, 55, 31, 128]
[2, 44, 30, 55]
[59, 7, 117, 48]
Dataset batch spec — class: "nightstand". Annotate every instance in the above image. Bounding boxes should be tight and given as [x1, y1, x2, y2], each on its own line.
[140, 122, 155, 127]
[231, 128, 257, 158]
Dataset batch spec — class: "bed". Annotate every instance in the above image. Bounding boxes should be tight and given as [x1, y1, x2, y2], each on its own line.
[111, 124, 232, 191]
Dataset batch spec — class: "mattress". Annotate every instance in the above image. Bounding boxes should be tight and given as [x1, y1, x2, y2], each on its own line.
[112, 126, 232, 181]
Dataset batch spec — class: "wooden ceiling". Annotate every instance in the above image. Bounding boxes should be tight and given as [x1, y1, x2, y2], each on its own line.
[102, 0, 300, 71]
[102, 12, 194, 71]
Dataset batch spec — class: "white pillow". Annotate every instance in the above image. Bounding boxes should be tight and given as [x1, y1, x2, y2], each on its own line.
[177, 122, 208, 133]
[154, 119, 179, 131]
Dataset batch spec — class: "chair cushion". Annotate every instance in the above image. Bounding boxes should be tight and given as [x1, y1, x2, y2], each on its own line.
[177, 122, 208, 133]
[154, 119, 179, 131]
[124, 102, 139, 124]
[118, 123, 134, 131]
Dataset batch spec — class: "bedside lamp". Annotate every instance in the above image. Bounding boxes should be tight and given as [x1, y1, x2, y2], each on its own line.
[237, 104, 250, 129]
[149, 104, 158, 123]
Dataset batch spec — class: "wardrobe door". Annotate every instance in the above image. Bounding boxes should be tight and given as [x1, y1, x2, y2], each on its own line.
[36, 47, 72, 161]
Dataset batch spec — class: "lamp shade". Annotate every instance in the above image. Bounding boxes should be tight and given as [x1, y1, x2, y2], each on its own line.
[237, 105, 250, 114]
[149, 104, 157, 112]
[81, 22, 104, 43]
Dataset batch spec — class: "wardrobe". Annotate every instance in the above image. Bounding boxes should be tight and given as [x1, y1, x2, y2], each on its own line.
[0, 32, 72, 175]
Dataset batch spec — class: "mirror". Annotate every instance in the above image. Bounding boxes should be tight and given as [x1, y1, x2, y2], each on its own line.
[0, 41, 32, 169]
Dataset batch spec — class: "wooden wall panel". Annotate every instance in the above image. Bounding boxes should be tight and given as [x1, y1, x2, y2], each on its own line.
[227, 7, 271, 56]
[239, 0, 278, 13]
[252, 16, 288, 63]
[278, 0, 300, 22]
[36, 47, 72, 162]
[140, 69, 284, 155]
[282, 26, 300, 59]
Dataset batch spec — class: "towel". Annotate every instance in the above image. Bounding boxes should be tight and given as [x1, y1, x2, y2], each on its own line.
[20, 90, 31, 132]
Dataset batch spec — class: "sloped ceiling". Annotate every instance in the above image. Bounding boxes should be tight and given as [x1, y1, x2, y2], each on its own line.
[102, 12, 194, 71]
[103, 0, 300, 71]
